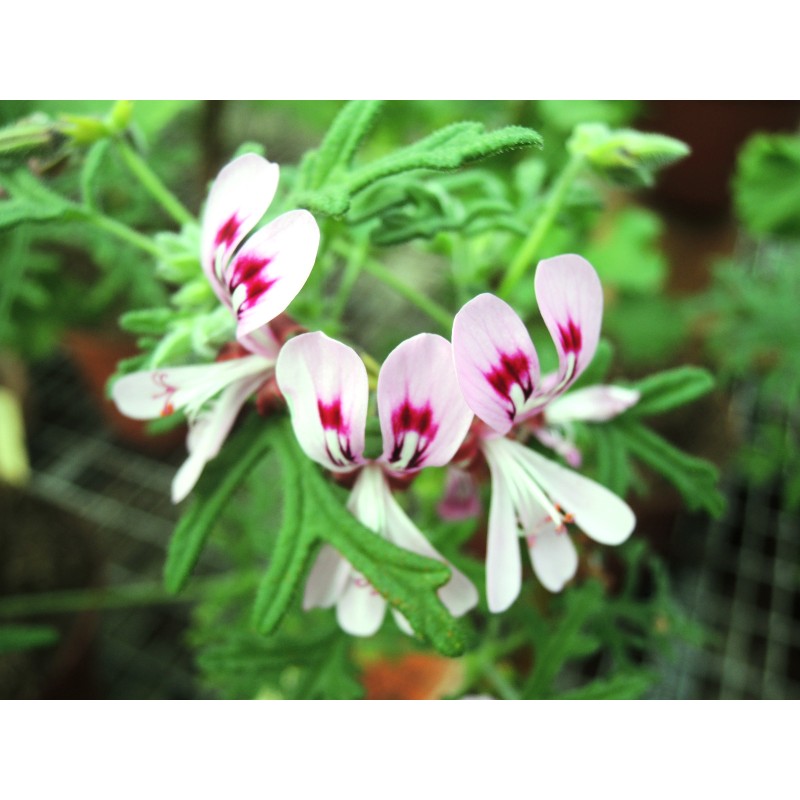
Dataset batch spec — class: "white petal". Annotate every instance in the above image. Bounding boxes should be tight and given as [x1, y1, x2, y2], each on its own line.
[226, 210, 320, 340]
[534, 254, 603, 396]
[545, 385, 640, 424]
[112, 356, 270, 421]
[377, 333, 473, 472]
[513, 446, 636, 546]
[276, 332, 367, 472]
[452, 293, 540, 435]
[336, 575, 387, 637]
[171, 371, 264, 503]
[303, 545, 352, 610]
[482, 444, 524, 613]
[201, 153, 280, 306]
[382, 483, 478, 617]
[529, 526, 578, 593]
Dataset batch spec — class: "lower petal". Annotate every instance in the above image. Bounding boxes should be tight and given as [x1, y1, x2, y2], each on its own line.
[529, 526, 578, 593]
[303, 545, 351, 610]
[336, 576, 387, 637]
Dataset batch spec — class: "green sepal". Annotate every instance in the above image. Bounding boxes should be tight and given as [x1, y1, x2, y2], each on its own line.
[569, 123, 689, 187]
[0, 624, 59, 654]
[0, 115, 70, 170]
[119, 307, 184, 336]
[252, 421, 471, 657]
[615, 419, 725, 517]
[630, 366, 715, 417]
[164, 415, 272, 594]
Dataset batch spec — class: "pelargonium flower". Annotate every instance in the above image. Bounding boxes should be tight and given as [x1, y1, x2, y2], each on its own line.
[276, 331, 478, 637]
[113, 154, 320, 502]
[451, 254, 636, 610]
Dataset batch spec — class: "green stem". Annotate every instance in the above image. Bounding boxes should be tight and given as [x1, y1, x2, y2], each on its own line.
[0, 573, 256, 618]
[360, 256, 452, 334]
[480, 662, 521, 700]
[330, 236, 369, 322]
[116, 139, 195, 227]
[498, 152, 584, 299]
[87, 210, 162, 256]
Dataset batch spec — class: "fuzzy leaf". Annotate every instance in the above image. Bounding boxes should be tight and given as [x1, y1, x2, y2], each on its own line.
[305, 100, 384, 189]
[615, 419, 725, 517]
[164, 416, 272, 594]
[252, 421, 471, 657]
[630, 366, 715, 417]
[119, 307, 183, 335]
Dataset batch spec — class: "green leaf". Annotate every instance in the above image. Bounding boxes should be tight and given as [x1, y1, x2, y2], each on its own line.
[615, 419, 725, 517]
[523, 581, 603, 698]
[734, 133, 800, 237]
[630, 366, 715, 417]
[555, 670, 656, 699]
[0, 168, 80, 229]
[0, 624, 59, 654]
[252, 422, 471, 657]
[164, 415, 272, 594]
[305, 100, 384, 189]
[593, 424, 633, 496]
[0, 116, 70, 170]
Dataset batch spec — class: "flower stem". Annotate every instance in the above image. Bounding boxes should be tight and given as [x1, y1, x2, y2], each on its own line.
[87, 210, 162, 257]
[0, 573, 257, 618]
[116, 139, 195, 227]
[498, 152, 585, 300]
[360, 256, 452, 334]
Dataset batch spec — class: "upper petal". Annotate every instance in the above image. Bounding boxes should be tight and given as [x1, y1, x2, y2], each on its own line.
[545, 385, 640, 424]
[201, 153, 280, 305]
[534, 254, 603, 396]
[223, 209, 320, 340]
[276, 332, 367, 472]
[452, 293, 540, 435]
[377, 333, 473, 472]
[512, 445, 635, 546]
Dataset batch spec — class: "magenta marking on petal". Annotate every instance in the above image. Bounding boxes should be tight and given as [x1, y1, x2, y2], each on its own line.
[484, 351, 533, 421]
[558, 319, 582, 354]
[389, 400, 439, 469]
[228, 254, 278, 317]
[152, 372, 177, 416]
[215, 213, 243, 250]
[317, 398, 356, 467]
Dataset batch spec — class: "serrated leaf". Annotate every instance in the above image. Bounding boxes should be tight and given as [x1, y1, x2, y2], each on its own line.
[615, 419, 725, 517]
[164, 415, 271, 594]
[631, 366, 715, 417]
[305, 100, 384, 189]
[0, 624, 59, 654]
[252, 422, 471, 657]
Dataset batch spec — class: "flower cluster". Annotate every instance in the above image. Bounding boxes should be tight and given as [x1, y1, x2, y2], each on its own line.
[113, 155, 638, 637]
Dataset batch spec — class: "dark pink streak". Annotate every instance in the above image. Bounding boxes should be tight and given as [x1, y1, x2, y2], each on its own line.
[484, 351, 533, 421]
[215, 213, 243, 250]
[389, 400, 438, 470]
[318, 398, 355, 466]
[228, 253, 277, 317]
[558, 319, 582, 354]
